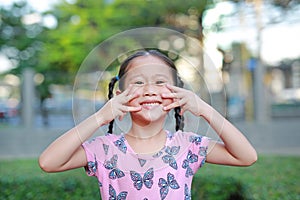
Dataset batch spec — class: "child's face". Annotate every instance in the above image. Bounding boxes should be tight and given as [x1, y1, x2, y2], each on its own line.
[121, 55, 175, 125]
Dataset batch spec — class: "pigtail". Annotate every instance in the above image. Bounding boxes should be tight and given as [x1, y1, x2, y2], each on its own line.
[107, 76, 119, 134]
[174, 75, 185, 131]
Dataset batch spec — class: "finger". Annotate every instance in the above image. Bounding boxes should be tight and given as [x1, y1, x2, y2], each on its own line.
[126, 91, 140, 102]
[180, 109, 184, 116]
[161, 92, 178, 99]
[120, 105, 141, 113]
[127, 105, 142, 112]
[125, 84, 141, 98]
[113, 109, 123, 119]
[163, 101, 181, 111]
[119, 113, 125, 121]
[117, 89, 139, 104]
[180, 105, 189, 115]
[121, 84, 134, 96]
[123, 84, 140, 98]
[165, 84, 184, 92]
[164, 97, 188, 111]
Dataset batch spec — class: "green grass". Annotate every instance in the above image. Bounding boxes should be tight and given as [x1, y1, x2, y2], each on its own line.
[194, 155, 300, 200]
[0, 155, 299, 200]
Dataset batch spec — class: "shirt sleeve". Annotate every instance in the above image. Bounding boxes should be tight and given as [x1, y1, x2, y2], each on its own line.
[189, 133, 210, 171]
[82, 137, 104, 177]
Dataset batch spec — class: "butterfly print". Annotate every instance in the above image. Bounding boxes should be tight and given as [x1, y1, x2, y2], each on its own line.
[167, 131, 174, 139]
[104, 155, 125, 179]
[109, 184, 128, 200]
[130, 168, 154, 190]
[153, 150, 163, 158]
[114, 136, 127, 154]
[98, 181, 102, 187]
[182, 150, 198, 177]
[138, 158, 147, 167]
[165, 146, 180, 155]
[184, 184, 192, 200]
[199, 146, 207, 157]
[189, 135, 202, 145]
[103, 144, 109, 155]
[86, 154, 97, 175]
[162, 146, 180, 170]
[158, 172, 180, 200]
[200, 157, 206, 168]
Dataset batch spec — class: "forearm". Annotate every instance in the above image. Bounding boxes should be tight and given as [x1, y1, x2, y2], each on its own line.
[201, 103, 257, 165]
[39, 110, 105, 171]
[162, 85, 257, 165]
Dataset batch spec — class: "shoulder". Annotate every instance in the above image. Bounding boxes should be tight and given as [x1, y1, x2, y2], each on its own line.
[82, 133, 123, 153]
[82, 133, 125, 163]
[85, 133, 121, 143]
[165, 130, 210, 169]
[168, 130, 210, 153]
[170, 130, 209, 142]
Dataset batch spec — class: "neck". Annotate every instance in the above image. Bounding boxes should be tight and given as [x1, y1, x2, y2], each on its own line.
[127, 118, 165, 139]
[125, 120, 167, 155]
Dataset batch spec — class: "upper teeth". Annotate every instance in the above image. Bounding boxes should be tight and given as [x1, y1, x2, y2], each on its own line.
[143, 103, 159, 106]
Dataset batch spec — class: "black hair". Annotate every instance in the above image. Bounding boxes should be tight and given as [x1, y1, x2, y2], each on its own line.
[107, 49, 184, 134]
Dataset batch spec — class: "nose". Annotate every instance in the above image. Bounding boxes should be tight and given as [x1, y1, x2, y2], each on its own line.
[143, 84, 157, 96]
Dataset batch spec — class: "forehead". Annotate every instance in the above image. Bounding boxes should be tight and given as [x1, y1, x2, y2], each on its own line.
[126, 55, 172, 77]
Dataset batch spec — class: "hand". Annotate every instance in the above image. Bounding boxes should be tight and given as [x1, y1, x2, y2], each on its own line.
[162, 84, 206, 116]
[97, 84, 141, 124]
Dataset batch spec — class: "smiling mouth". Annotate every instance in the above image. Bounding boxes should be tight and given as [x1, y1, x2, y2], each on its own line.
[142, 102, 160, 106]
[140, 101, 161, 109]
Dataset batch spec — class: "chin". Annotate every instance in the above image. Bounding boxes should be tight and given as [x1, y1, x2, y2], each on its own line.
[132, 108, 167, 125]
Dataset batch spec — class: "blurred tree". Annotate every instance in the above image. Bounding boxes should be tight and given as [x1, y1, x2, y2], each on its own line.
[0, 1, 43, 73]
[203, 0, 300, 122]
[1, 0, 212, 125]
[205, 0, 300, 33]
[0, 1, 52, 125]
[39, 0, 211, 75]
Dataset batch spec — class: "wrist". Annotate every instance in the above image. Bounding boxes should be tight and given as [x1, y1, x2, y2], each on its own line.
[95, 110, 106, 127]
[198, 102, 214, 122]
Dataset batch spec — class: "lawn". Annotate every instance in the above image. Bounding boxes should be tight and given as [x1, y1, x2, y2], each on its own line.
[0, 155, 299, 200]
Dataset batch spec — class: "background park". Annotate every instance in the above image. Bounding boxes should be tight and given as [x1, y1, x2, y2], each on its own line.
[0, 0, 300, 199]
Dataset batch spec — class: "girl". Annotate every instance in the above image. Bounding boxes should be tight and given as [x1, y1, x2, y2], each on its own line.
[39, 50, 257, 200]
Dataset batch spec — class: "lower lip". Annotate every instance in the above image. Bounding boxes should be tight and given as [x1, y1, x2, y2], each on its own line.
[141, 104, 161, 110]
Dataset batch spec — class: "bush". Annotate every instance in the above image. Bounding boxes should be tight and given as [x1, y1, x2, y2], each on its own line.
[0, 159, 99, 200]
[0, 176, 99, 200]
[0, 156, 299, 200]
[1, 173, 249, 200]
[192, 175, 250, 200]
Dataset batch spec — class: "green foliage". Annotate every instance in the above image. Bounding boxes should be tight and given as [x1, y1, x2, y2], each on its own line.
[0, 0, 211, 103]
[40, 0, 209, 74]
[1, 176, 98, 200]
[195, 155, 300, 200]
[192, 175, 249, 200]
[0, 1, 44, 73]
[0, 159, 99, 200]
[0, 156, 299, 200]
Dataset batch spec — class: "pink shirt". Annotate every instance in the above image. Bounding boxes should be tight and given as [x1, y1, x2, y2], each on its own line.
[82, 130, 210, 200]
